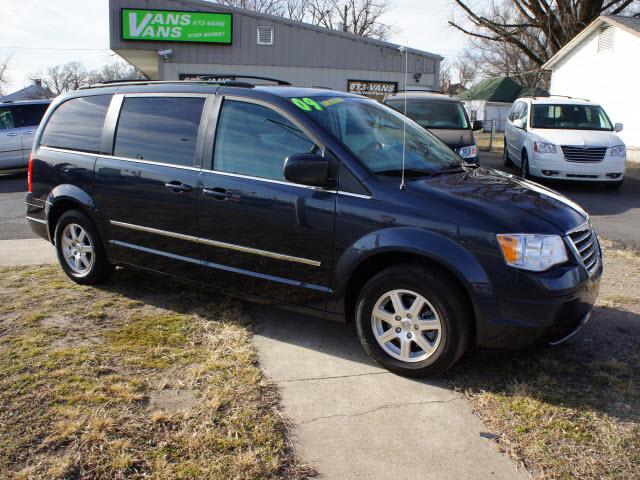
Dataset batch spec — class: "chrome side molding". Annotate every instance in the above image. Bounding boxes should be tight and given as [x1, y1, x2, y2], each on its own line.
[109, 220, 321, 267]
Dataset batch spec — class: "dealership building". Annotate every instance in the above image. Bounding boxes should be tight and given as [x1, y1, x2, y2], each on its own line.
[108, 0, 442, 99]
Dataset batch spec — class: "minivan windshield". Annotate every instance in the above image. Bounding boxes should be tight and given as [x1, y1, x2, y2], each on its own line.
[386, 99, 470, 130]
[531, 104, 613, 131]
[290, 96, 462, 176]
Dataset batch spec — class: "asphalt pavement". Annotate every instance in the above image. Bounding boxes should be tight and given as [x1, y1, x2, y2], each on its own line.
[0, 173, 32, 240]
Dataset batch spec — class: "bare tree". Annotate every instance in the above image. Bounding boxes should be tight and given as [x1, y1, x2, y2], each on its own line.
[216, 0, 286, 15]
[307, 0, 392, 39]
[37, 62, 91, 95]
[88, 61, 147, 84]
[450, 0, 639, 85]
[453, 56, 476, 89]
[33, 60, 148, 95]
[222, 0, 393, 39]
[439, 59, 452, 92]
[0, 54, 11, 96]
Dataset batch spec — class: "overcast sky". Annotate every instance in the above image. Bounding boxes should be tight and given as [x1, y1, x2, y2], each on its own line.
[0, 0, 468, 94]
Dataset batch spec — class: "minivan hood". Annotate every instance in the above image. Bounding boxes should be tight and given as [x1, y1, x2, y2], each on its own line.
[426, 128, 474, 149]
[405, 167, 588, 233]
[531, 128, 623, 147]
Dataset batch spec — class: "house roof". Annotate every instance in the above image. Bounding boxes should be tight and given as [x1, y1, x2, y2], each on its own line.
[0, 84, 54, 103]
[543, 15, 640, 69]
[458, 77, 522, 102]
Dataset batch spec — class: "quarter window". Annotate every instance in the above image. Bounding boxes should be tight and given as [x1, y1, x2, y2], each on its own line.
[213, 100, 316, 180]
[40, 95, 111, 153]
[114, 97, 205, 166]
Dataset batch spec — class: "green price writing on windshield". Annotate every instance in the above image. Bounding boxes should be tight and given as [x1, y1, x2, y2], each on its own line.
[291, 98, 324, 112]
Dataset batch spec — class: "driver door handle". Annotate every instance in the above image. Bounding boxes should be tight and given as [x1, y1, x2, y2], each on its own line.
[6, 132, 18, 137]
[164, 181, 193, 193]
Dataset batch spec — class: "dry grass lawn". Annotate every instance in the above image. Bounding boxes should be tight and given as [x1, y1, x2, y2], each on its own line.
[475, 131, 505, 153]
[450, 239, 640, 480]
[0, 266, 313, 479]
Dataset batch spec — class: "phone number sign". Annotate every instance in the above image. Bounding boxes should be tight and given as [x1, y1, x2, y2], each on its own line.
[348, 80, 398, 100]
[122, 9, 232, 44]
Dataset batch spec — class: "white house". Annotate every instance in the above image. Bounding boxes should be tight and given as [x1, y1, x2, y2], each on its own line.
[542, 15, 640, 161]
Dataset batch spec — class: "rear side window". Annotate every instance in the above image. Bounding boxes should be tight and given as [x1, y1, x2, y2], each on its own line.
[20, 104, 49, 127]
[0, 107, 16, 130]
[114, 97, 205, 167]
[40, 95, 111, 153]
[213, 100, 316, 180]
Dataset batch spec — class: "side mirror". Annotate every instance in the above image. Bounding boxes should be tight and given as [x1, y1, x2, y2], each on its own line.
[284, 153, 334, 188]
[513, 118, 524, 129]
[615, 122, 623, 132]
[472, 120, 483, 131]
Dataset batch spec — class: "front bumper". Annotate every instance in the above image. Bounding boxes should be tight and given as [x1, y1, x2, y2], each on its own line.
[529, 151, 625, 182]
[475, 255, 602, 350]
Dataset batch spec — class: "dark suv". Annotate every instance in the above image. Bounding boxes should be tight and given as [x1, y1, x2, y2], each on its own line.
[26, 81, 602, 377]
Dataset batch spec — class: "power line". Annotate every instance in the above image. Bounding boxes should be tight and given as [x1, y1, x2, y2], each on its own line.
[0, 46, 111, 51]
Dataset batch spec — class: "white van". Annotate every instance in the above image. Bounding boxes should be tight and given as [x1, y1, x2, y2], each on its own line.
[504, 96, 626, 189]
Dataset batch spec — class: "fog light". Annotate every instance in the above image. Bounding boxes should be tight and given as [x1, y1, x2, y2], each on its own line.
[542, 170, 559, 176]
[607, 173, 621, 178]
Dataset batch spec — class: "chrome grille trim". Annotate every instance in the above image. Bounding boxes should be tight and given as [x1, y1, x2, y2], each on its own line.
[567, 224, 600, 275]
[561, 146, 607, 162]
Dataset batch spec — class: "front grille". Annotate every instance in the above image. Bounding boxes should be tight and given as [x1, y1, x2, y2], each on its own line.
[561, 146, 607, 162]
[568, 225, 600, 274]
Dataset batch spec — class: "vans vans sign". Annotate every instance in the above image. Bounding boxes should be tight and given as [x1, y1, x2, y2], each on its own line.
[121, 9, 232, 44]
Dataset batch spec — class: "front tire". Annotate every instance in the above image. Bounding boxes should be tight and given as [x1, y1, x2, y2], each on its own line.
[54, 210, 114, 285]
[503, 141, 514, 168]
[355, 264, 472, 377]
[520, 151, 530, 179]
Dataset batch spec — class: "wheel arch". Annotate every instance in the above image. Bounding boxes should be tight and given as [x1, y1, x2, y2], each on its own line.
[45, 185, 102, 244]
[334, 228, 491, 343]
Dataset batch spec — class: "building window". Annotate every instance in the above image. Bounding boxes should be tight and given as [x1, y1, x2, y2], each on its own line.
[598, 25, 614, 52]
[257, 26, 274, 45]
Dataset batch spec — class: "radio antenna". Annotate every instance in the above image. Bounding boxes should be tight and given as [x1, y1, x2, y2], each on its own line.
[399, 45, 408, 190]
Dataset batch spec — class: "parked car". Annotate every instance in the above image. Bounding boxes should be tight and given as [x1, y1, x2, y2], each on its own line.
[383, 91, 482, 164]
[0, 99, 51, 174]
[504, 96, 626, 189]
[26, 82, 601, 377]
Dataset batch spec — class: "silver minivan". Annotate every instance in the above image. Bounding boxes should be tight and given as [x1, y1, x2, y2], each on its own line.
[0, 100, 51, 173]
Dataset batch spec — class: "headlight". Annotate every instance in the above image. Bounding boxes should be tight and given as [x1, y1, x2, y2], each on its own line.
[456, 145, 477, 159]
[609, 145, 626, 157]
[533, 142, 557, 154]
[496, 234, 568, 272]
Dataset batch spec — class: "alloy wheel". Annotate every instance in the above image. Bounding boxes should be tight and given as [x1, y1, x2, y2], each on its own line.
[61, 223, 95, 276]
[371, 289, 442, 363]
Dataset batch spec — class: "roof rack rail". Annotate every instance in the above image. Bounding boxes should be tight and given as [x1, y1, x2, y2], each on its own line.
[78, 79, 256, 90]
[541, 94, 590, 102]
[180, 74, 291, 85]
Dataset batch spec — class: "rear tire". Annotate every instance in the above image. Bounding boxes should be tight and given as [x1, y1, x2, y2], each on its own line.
[54, 210, 114, 285]
[355, 263, 472, 378]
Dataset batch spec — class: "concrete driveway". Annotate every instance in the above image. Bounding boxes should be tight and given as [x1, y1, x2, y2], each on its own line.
[250, 305, 530, 480]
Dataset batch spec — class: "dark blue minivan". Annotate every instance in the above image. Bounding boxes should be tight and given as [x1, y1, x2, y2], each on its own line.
[26, 81, 602, 377]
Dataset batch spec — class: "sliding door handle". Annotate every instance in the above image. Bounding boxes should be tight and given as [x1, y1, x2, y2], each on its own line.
[164, 181, 192, 193]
